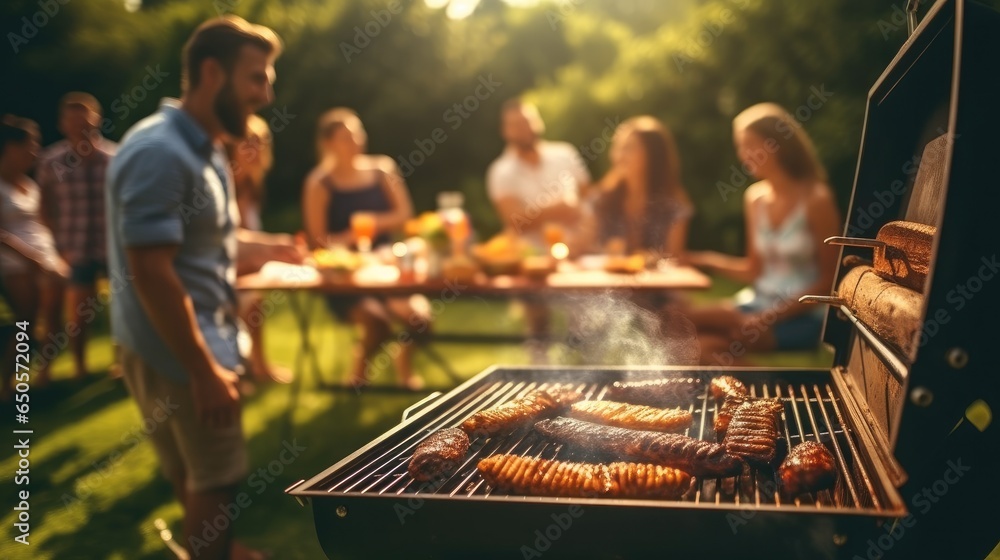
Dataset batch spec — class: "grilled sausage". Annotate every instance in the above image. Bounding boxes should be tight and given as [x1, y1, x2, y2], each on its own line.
[605, 377, 705, 406]
[477, 454, 691, 499]
[722, 400, 785, 466]
[408, 428, 470, 482]
[569, 400, 693, 433]
[534, 417, 744, 478]
[779, 441, 837, 497]
[710, 375, 749, 400]
[460, 389, 583, 437]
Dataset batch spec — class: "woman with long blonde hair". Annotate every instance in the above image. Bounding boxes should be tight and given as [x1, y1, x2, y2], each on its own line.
[683, 103, 841, 363]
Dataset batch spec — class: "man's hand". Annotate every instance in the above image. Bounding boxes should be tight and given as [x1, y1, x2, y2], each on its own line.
[237, 230, 307, 275]
[265, 240, 306, 265]
[190, 364, 241, 429]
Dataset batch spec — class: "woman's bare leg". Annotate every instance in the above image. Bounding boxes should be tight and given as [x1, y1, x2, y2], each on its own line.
[675, 302, 745, 334]
[347, 298, 392, 388]
[385, 296, 430, 390]
[1, 271, 41, 395]
[240, 293, 291, 384]
[37, 274, 65, 384]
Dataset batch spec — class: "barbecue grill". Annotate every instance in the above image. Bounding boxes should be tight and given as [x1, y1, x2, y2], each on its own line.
[287, 1, 1000, 557]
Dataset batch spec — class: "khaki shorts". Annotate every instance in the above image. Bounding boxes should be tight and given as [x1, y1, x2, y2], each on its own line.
[118, 345, 247, 492]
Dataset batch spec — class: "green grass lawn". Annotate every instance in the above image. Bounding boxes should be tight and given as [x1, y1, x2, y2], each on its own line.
[1, 283, 996, 559]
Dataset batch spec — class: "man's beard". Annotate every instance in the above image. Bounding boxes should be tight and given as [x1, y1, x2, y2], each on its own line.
[215, 80, 248, 138]
[511, 136, 537, 151]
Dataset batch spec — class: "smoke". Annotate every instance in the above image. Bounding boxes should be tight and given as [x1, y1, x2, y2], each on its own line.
[553, 291, 700, 366]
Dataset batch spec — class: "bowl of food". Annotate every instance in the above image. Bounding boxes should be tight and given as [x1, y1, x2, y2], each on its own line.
[472, 233, 527, 276]
[442, 254, 481, 284]
[521, 255, 556, 279]
[312, 247, 362, 283]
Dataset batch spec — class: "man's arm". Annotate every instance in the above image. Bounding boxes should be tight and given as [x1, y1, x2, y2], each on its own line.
[126, 244, 240, 428]
[115, 143, 238, 427]
[235, 228, 304, 276]
[492, 195, 580, 234]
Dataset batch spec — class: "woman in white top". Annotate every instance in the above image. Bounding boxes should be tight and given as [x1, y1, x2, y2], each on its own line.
[683, 103, 841, 364]
[1, 116, 69, 394]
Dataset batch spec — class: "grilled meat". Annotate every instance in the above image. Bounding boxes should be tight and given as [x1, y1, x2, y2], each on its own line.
[460, 389, 583, 437]
[534, 417, 744, 478]
[710, 375, 749, 400]
[605, 377, 705, 406]
[714, 394, 782, 438]
[714, 395, 747, 438]
[569, 400, 693, 433]
[408, 428, 470, 482]
[722, 400, 785, 466]
[779, 441, 837, 496]
[477, 454, 691, 499]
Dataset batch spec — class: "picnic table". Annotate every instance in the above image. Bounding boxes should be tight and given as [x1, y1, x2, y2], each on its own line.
[236, 259, 711, 390]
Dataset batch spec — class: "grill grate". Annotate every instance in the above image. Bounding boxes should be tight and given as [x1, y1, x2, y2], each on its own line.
[317, 375, 888, 513]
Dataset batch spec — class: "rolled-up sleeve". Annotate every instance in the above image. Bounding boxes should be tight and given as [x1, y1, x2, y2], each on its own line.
[116, 143, 187, 247]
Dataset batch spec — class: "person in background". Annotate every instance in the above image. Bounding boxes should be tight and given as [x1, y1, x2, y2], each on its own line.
[592, 115, 692, 257]
[35, 92, 117, 381]
[228, 113, 291, 384]
[486, 99, 592, 361]
[106, 16, 301, 560]
[487, 98, 592, 249]
[683, 103, 840, 364]
[301, 108, 429, 391]
[0, 115, 69, 398]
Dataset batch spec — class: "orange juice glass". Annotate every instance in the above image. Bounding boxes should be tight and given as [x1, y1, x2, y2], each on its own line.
[543, 223, 564, 247]
[351, 212, 377, 252]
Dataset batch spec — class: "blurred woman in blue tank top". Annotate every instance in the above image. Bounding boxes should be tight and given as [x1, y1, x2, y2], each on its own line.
[682, 103, 841, 364]
[301, 108, 430, 390]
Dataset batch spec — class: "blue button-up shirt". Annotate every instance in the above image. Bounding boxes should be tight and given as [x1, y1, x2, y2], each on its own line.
[106, 98, 241, 382]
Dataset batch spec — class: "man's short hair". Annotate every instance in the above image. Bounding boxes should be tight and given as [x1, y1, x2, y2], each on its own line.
[501, 97, 545, 135]
[501, 97, 533, 115]
[182, 15, 282, 92]
[59, 92, 102, 117]
[0, 115, 41, 156]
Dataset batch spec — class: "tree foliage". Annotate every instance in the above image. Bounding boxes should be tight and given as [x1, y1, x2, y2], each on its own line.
[5, 0, 986, 251]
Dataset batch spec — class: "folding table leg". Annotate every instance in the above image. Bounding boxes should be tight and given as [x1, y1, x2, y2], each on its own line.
[417, 344, 463, 385]
[282, 290, 324, 442]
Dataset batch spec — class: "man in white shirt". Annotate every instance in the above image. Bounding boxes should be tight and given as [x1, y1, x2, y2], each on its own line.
[486, 99, 592, 361]
[486, 99, 591, 241]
